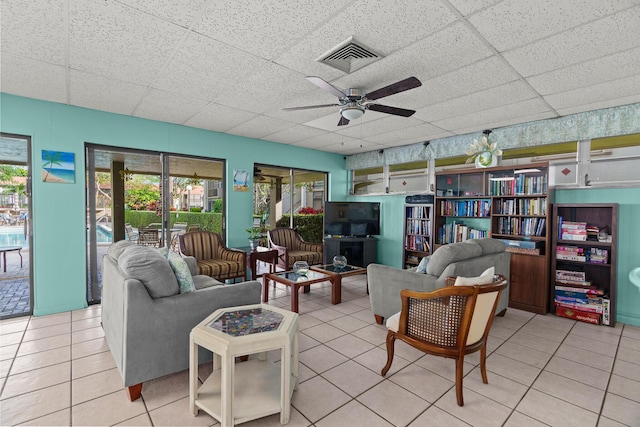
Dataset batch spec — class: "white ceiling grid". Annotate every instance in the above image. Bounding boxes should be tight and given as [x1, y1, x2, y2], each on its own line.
[1, 0, 639, 155]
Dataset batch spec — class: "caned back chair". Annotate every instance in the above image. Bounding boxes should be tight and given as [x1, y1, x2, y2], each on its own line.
[382, 274, 507, 406]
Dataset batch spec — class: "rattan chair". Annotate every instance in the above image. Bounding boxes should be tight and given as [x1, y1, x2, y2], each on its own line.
[382, 274, 508, 406]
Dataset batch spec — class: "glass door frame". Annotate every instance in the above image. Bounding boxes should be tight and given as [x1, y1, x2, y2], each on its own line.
[0, 132, 33, 319]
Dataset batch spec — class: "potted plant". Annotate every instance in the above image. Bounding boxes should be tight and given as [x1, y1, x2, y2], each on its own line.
[246, 227, 264, 250]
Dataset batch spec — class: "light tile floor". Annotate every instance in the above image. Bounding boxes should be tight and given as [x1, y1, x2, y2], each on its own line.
[1, 275, 639, 426]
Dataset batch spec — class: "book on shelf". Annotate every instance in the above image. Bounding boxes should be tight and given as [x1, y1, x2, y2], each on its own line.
[554, 301, 604, 314]
[554, 285, 603, 295]
[602, 298, 611, 326]
[556, 270, 586, 282]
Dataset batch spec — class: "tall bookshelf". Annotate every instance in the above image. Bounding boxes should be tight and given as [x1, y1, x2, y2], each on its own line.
[403, 203, 433, 268]
[434, 162, 552, 314]
[551, 203, 618, 327]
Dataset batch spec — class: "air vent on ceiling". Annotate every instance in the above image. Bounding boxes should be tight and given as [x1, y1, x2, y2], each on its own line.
[316, 37, 382, 74]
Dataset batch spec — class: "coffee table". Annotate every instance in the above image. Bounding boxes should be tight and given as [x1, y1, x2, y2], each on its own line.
[263, 270, 331, 313]
[190, 304, 298, 426]
[309, 264, 367, 305]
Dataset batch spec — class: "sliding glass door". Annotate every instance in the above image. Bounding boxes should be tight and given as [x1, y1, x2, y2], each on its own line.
[0, 133, 32, 319]
[85, 145, 224, 304]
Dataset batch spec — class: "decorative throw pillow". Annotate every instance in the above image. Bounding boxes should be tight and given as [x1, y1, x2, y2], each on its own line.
[156, 246, 169, 258]
[168, 251, 196, 293]
[415, 256, 430, 273]
[454, 266, 495, 286]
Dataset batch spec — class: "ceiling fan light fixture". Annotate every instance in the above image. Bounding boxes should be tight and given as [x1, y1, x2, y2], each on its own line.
[340, 105, 365, 121]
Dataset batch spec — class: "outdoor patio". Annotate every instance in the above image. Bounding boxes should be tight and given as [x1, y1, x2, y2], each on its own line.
[0, 247, 29, 318]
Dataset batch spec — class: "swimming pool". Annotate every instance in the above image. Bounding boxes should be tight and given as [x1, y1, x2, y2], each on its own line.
[0, 226, 113, 249]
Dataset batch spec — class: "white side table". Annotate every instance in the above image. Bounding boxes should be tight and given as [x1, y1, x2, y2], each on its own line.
[189, 304, 298, 426]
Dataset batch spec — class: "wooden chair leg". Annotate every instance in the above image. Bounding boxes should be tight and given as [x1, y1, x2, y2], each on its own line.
[381, 331, 396, 376]
[374, 314, 384, 325]
[480, 344, 488, 384]
[455, 358, 465, 406]
[126, 383, 143, 401]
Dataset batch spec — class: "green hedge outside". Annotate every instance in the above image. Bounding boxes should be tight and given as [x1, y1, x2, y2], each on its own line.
[124, 210, 222, 233]
[276, 214, 323, 243]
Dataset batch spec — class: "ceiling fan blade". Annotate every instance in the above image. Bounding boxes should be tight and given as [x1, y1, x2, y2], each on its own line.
[367, 104, 416, 117]
[306, 76, 346, 98]
[338, 116, 350, 126]
[365, 77, 422, 101]
[283, 103, 340, 111]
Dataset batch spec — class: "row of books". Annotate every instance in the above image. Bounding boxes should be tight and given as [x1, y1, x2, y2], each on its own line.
[556, 246, 609, 264]
[406, 206, 430, 219]
[495, 217, 546, 236]
[405, 235, 430, 252]
[437, 222, 488, 244]
[406, 219, 431, 235]
[439, 200, 491, 217]
[488, 174, 548, 196]
[554, 295, 611, 325]
[494, 197, 547, 216]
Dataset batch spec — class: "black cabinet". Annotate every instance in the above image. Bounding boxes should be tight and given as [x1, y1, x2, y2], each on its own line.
[323, 237, 377, 267]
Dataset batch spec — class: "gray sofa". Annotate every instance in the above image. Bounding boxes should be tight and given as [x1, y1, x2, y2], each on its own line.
[101, 241, 262, 401]
[368, 238, 511, 324]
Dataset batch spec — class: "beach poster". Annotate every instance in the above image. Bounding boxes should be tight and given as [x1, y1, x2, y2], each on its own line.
[233, 169, 250, 192]
[42, 150, 75, 183]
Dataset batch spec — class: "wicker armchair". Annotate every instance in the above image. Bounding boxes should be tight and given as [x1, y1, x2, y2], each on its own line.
[382, 275, 508, 406]
[179, 231, 246, 282]
[267, 227, 323, 270]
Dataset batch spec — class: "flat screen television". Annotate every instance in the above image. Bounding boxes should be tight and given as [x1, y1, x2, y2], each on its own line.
[323, 201, 381, 237]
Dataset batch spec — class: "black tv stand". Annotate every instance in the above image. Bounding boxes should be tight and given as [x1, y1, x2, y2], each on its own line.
[323, 236, 377, 268]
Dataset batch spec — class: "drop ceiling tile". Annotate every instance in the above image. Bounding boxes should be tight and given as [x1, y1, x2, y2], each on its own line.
[152, 32, 269, 102]
[0, 54, 67, 104]
[69, 70, 147, 116]
[195, 0, 346, 60]
[544, 74, 640, 111]
[556, 94, 640, 117]
[321, 137, 384, 155]
[527, 46, 640, 95]
[448, 0, 503, 16]
[69, 0, 187, 85]
[184, 103, 257, 132]
[275, 0, 457, 76]
[263, 124, 327, 145]
[211, 62, 316, 114]
[133, 89, 210, 125]
[1, 0, 66, 65]
[339, 117, 427, 139]
[365, 123, 447, 145]
[115, 0, 209, 28]
[226, 115, 295, 139]
[503, 6, 640, 77]
[470, 0, 638, 52]
[293, 133, 358, 150]
[415, 80, 538, 122]
[419, 56, 520, 107]
[432, 98, 553, 132]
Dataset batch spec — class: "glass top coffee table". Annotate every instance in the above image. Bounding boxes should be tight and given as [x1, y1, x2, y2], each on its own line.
[263, 270, 330, 313]
[309, 264, 367, 305]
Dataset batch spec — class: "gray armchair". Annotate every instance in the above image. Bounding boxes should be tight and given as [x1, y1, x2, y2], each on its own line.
[101, 241, 261, 401]
[367, 238, 510, 324]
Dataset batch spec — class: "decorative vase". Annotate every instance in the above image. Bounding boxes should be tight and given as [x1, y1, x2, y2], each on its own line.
[333, 255, 347, 269]
[475, 151, 497, 168]
[249, 239, 260, 250]
[293, 261, 309, 275]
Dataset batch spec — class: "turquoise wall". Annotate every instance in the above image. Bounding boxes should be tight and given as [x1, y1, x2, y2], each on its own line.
[0, 93, 348, 316]
[555, 188, 640, 326]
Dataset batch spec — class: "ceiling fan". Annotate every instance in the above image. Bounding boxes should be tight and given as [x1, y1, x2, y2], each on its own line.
[284, 76, 422, 126]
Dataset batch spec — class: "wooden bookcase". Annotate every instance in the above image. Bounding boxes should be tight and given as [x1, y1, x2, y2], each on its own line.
[551, 203, 618, 326]
[434, 162, 552, 314]
[403, 203, 433, 269]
